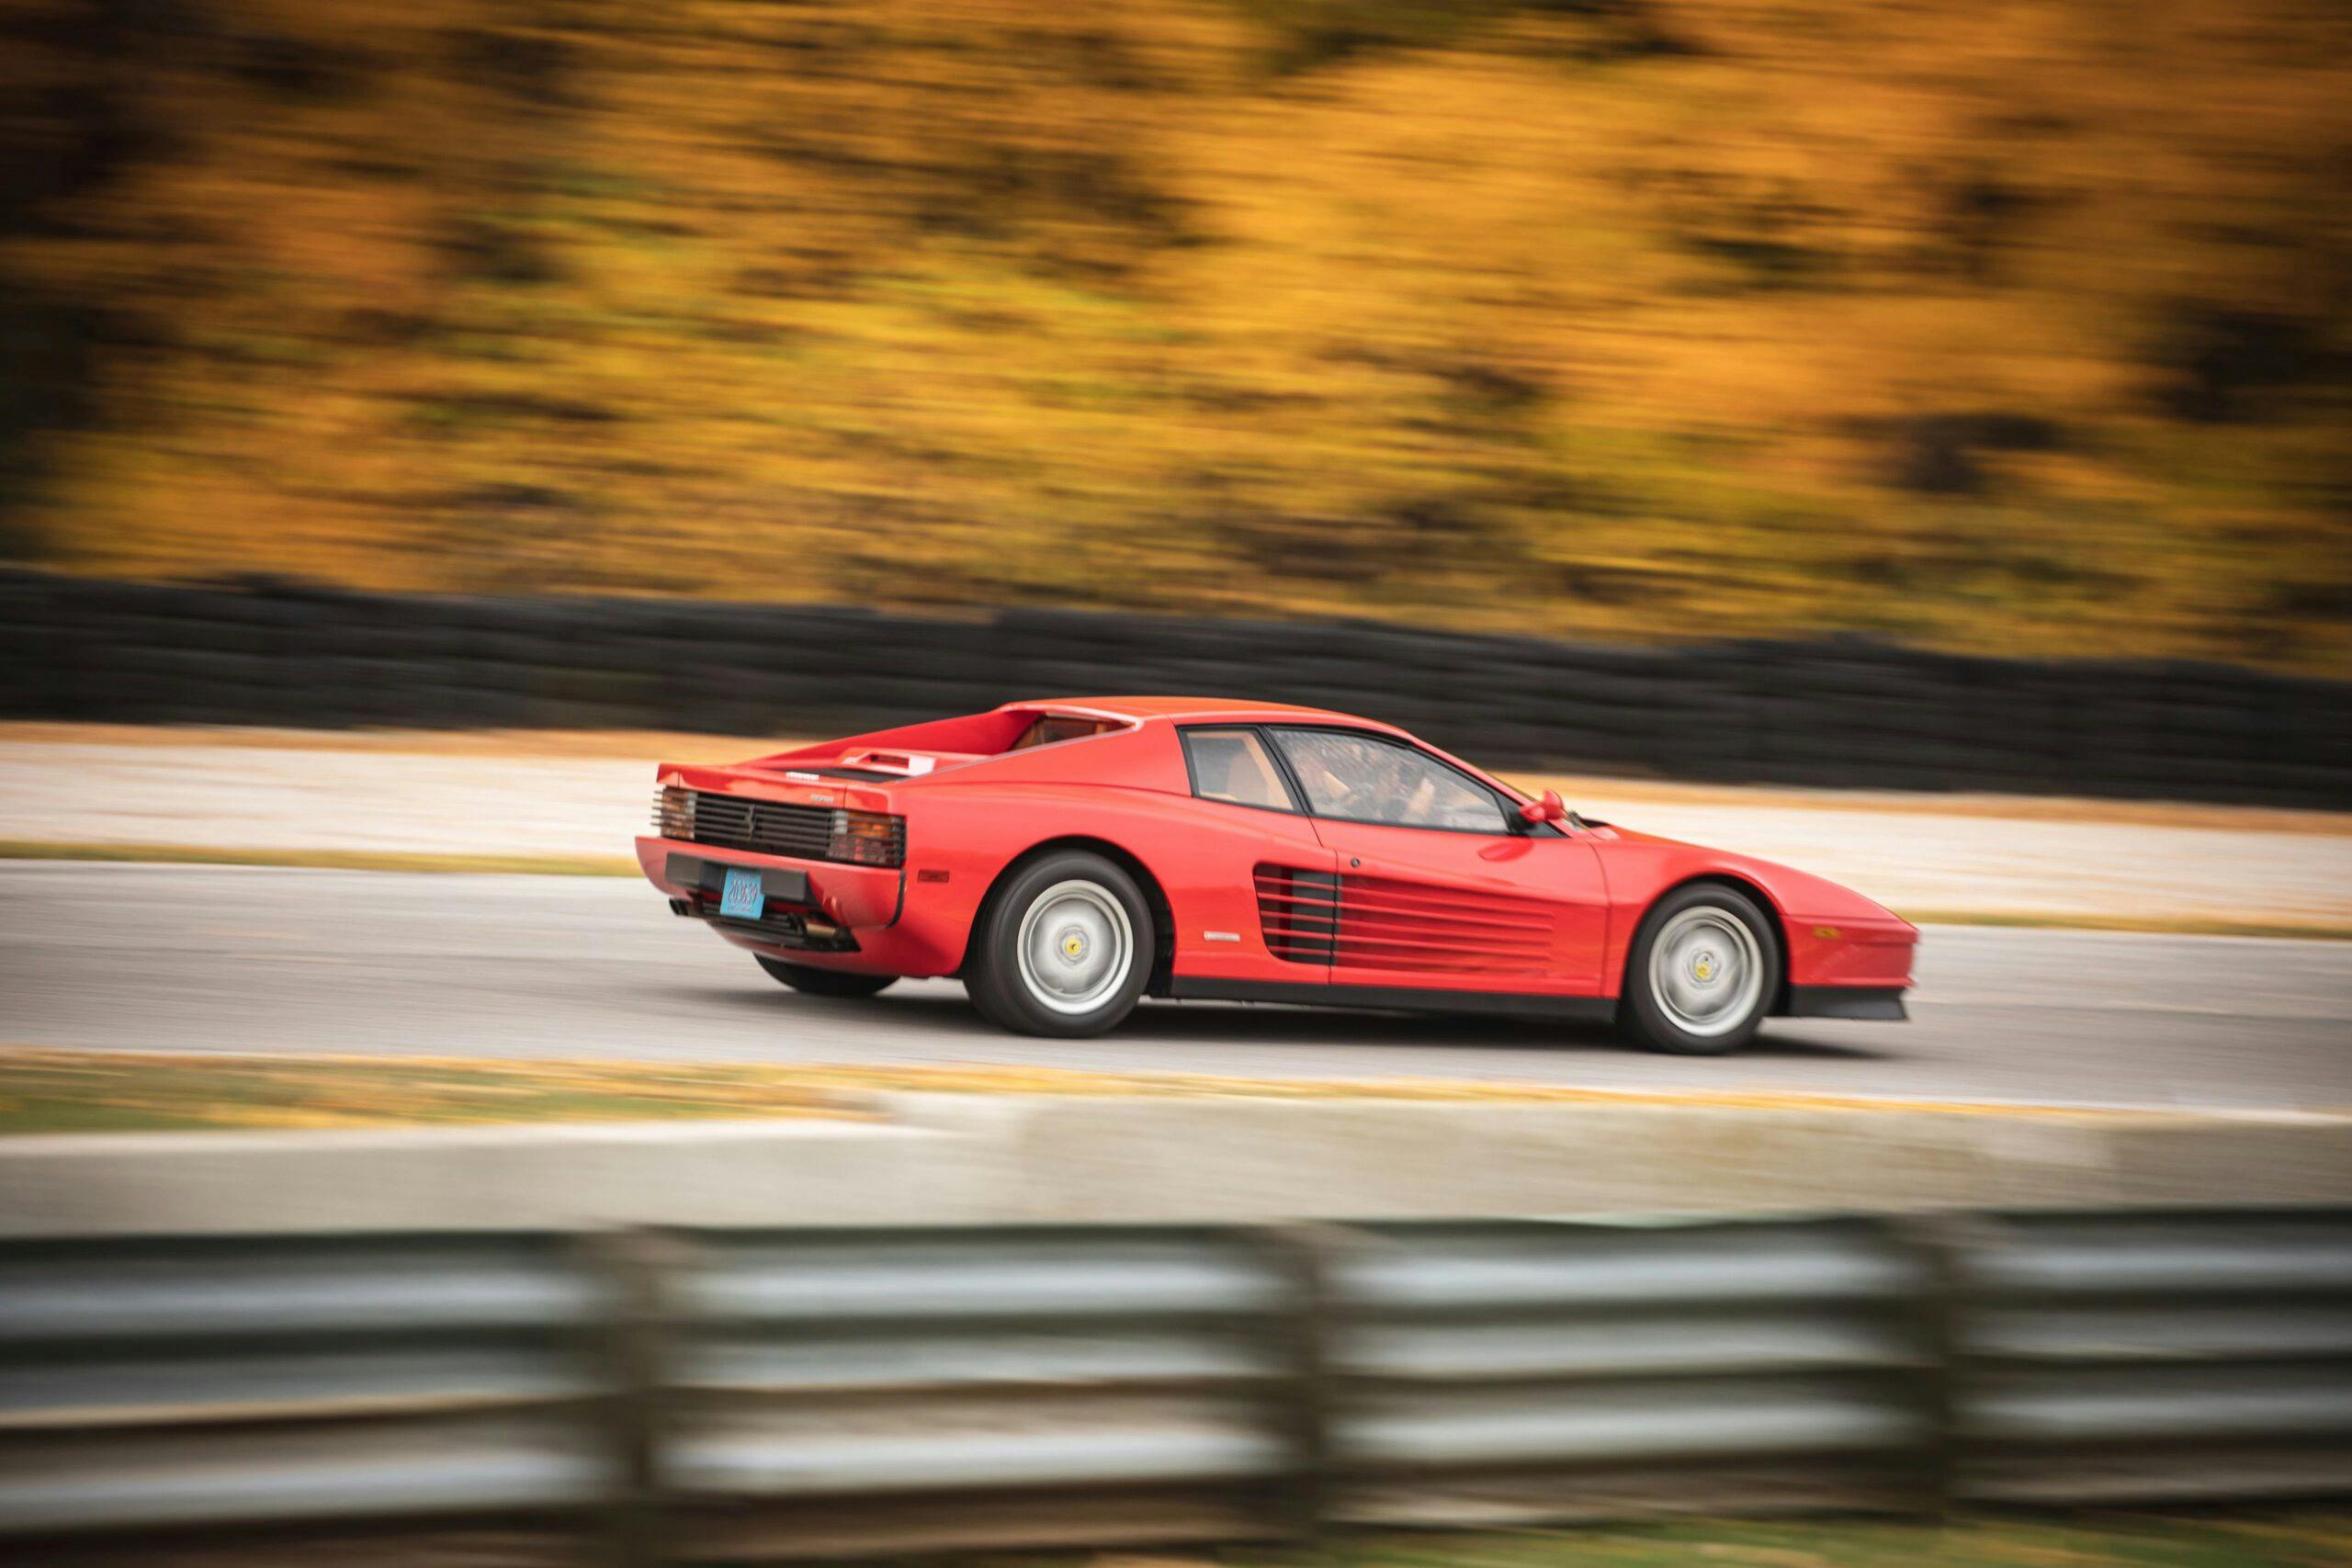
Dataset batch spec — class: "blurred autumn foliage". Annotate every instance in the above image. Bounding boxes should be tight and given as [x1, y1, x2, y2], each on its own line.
[0, 0, 2346, 668]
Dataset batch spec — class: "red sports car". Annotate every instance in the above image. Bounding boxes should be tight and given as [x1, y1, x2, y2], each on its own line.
[637, 698, 1916, 1052]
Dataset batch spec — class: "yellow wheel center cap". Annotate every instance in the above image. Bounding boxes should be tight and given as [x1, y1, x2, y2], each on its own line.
[1061, 932, 1087, 960]
[1691, 954, 1716, 982]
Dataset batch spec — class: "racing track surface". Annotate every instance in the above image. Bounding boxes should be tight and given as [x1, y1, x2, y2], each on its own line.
[3, 862, 2349, 1111]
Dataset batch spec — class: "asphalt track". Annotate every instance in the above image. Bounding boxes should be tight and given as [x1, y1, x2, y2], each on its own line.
[3, 862, 2348, 1111]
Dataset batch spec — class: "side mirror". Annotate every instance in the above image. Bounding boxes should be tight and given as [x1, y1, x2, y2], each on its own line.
[1520, 789, 1567, 826]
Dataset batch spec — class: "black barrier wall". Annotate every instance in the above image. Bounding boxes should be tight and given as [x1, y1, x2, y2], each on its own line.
[3, 570, 2344, 807]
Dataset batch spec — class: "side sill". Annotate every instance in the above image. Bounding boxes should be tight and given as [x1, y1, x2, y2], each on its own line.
[1783, 985, 1909, 1021]
[1169, 976, 1617, 1023]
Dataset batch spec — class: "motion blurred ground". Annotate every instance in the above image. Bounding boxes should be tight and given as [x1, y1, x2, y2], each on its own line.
[5, 725, 2344, 931]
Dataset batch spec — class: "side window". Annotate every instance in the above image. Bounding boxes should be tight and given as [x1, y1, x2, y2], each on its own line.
[1182, 728, 1297, 812]
[1268, 728, 1508, 833]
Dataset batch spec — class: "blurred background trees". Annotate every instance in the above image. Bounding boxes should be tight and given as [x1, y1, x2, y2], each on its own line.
[0, 0, 2346, 670]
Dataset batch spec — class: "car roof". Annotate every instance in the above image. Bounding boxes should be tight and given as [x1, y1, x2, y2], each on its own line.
[1008, 695, 1396, 728]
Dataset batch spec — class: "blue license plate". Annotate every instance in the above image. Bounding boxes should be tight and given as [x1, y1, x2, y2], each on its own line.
[719, 867, 766, 920]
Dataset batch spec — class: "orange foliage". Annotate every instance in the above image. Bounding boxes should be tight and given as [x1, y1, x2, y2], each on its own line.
[0, 0, 2346, 668]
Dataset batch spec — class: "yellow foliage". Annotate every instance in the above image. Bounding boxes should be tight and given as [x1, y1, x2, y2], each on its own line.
[1, 0, 2346, 668]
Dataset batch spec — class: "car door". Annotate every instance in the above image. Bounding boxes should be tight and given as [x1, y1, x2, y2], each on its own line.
[1263, 726, 1610, 995]
[1172, 725, 1341, 987]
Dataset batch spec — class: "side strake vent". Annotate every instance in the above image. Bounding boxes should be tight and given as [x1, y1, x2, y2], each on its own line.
[1333, 873, 1555, 977]
[1255, 864, 1556, 976]
[1254, 865, 1339, 964]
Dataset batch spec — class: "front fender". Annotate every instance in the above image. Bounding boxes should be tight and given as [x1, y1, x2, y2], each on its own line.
[1591, 830, 1917, 998]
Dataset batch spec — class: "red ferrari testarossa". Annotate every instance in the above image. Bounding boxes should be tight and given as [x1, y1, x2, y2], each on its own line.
[639, 698, 1916, 1051]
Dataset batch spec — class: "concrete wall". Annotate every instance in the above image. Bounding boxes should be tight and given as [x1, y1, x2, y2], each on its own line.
[5, 1093, 2347, 1236]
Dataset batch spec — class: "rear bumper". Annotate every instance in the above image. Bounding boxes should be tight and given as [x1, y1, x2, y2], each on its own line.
[1783, 985, 1909, 1021]
[637, 834, 956, 975]
[638, 834, 900, 924]
[660, 852, 859, 953]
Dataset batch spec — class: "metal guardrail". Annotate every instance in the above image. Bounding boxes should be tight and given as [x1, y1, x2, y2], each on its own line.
[0, 1209, 2346, 1560]
[1950, 1209, 2352, 1506]
[1324, 1218, 1941, 1525]
[0, 1233, 622, 1541]
[661, 1226, 1305, 1558]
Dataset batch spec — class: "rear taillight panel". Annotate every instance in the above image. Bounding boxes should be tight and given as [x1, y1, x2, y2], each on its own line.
[828, 808, 907, 867]
[654, 784, 695, 839]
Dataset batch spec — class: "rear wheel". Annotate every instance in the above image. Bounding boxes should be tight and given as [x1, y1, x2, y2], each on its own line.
[967, 851, 1152, 1038]
[754, 954, 897, 998]
[1619, 884, 1779, 1055]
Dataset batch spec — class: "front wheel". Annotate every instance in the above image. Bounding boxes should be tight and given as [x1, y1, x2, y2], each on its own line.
[967, 851, 1153, 1038]
[1619, 884, 1780, 1055]
[754, 954, 897, 998]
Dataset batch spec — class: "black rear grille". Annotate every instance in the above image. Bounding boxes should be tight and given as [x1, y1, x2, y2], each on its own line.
[656, 788, 906, 866]
[687, 792, 833, 859]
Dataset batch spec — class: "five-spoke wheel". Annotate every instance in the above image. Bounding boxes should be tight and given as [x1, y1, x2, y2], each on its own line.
[1621, 883, 1779, 1055]
[1013, 880, 1135, 1018]
[968, 851, 1154, 1037]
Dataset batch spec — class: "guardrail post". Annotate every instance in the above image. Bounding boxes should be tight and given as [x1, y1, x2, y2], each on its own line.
[585, 1228, 686, 1568]
[1250, 1223, 1344, 1541]
[1883, 1215, 1970, 1517]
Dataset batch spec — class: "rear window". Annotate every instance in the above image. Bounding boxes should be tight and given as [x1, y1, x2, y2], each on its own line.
[1182, 728, 1297, 812]
[1009, 716, 1121, 750]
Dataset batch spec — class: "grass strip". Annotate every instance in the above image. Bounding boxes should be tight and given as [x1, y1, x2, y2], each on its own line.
[0, 1050, 877, 1134]
[967, 1512, 2352, 1567]
[0, 1048, 2310, 1135]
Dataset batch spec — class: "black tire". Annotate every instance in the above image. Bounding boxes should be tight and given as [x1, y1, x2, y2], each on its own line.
[1618, 883, 1781, 1055]
[754, 954, 898, 998]
[967, 851, 1154, 1038]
